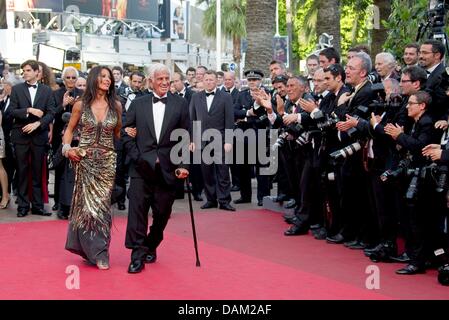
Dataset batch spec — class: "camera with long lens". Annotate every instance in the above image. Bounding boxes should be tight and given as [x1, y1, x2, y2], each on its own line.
[330, 141, 363, 160]
[368, 83, 403, 115]
[380, 158, 412, 182]
[272, 131, 289, 151]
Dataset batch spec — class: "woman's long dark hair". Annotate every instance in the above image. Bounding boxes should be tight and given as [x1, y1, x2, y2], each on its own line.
[82, 66, 118, 117]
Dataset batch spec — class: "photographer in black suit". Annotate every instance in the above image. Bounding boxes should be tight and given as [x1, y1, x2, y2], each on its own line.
[326, 52, 377, 248]
[9, 60, 56, 217]
[123, 63, 190, 274]
[385, 91, 442, 275]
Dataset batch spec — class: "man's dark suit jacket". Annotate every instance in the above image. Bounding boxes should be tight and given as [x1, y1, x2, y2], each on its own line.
[425, 62, 449, 121]
[222, 87, 239, 104]
[8, 82, 56, 146]
[122, 92, 190, 186]
[189, 89, 234, 145]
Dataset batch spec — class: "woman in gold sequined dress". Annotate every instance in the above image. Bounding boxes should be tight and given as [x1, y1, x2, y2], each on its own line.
[61, 66, 122, 270]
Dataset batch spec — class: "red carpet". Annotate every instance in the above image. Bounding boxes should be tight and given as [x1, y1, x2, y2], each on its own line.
[0, 209, 447, 300]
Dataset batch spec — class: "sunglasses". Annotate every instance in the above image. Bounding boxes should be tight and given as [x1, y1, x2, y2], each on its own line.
[65, 76, 77, 80]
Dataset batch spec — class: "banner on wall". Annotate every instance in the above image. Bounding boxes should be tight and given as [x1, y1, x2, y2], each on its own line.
[170, 0, 186, 40]
[273, 36, 289, 68]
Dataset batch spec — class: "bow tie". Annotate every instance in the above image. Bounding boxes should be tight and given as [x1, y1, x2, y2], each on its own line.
[153, 96, 167, 104]
[26, 83, 37, 89]
[317, 95, 324, 100]
[178, 92, 184, 97]
[206, 91, 215, 97]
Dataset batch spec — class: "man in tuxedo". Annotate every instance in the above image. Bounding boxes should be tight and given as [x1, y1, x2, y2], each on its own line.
[123, 63, 190, 274]
[9, 60, 56, 217]
[190, 70, 235, 211]
[172, 72, 193, 105]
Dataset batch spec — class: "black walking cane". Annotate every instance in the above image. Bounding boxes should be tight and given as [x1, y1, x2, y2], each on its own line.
[176, 169, 201, 267]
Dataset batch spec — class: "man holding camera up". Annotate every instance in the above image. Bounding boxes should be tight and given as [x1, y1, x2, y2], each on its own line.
[385, 91, 442, 274]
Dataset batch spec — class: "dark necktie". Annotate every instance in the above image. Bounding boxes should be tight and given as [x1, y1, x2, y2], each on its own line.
[153, 96, 167, 104]
[178, 92, 184, 98]
[26, 83, 37, 89]
[206, 91, 215, 97]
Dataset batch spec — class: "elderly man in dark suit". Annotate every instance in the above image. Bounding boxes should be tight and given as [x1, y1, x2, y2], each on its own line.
[9, 59, 56, 217]
[123, 63, 190, 274]
[190, 70, 235, 211]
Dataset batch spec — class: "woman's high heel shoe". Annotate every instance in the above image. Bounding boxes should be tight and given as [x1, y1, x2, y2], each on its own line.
[0, 198, 10, 209]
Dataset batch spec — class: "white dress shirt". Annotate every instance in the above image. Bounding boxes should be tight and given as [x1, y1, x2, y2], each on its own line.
[206, 90, 216, 112]
[3, 96, 10, 112]
[28, 82, 38, 106]
[152, 94, 167, 143]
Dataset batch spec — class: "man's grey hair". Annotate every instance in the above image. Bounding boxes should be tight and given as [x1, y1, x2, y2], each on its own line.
[148, 63, 171, 80]
[354, 52, 372, 76]
[62, 66, 79, 79]
[376, 52, 396, 68]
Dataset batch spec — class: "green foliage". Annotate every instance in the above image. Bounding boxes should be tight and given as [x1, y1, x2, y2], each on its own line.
[200, 0, 246, 39]
[383, 0, 449, 60]
[277, 0, 372, 60]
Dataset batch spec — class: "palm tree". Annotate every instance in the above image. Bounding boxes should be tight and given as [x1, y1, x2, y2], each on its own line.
[245, 0, 277, 75]
[371, 0, 391, 57]
[199, 0, 246, 64]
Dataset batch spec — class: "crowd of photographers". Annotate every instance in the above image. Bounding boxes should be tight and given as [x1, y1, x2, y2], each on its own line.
[260, 41, 449, 283]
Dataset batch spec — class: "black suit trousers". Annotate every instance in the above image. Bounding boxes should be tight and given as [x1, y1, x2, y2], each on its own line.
[15, 143, 46, 210]
[125, 166, 176, 262]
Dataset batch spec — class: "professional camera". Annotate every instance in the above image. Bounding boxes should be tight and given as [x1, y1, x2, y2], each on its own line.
[346, 105, 370, 138]
[417, 0, 449, 44]
[368, 83, 403, 115]
[330, 141, 363, 160]
[314, 111, 340, 131]
[380, 158, 412, 182]
[272, 123, 306, 151]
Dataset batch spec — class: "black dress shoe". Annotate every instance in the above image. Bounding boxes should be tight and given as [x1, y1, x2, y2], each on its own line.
[347, 241, 368, 250]
[145, 252, 157, 264]
[344, 240, 358, 247]
[57, 212, 69, 220]
[31, 209, 52, 216]
[326, 233, 345, 244]
[390, 252, 411, 263]
[257, 200, 263, 206]
[284, 216, 299, 225]
[219, 203, 236, 211]
[201, 201, 218, 209]
[117, 203, 126, 210]
[230, 185, 240, 192]
[233, 198, 251, 204]
[312, 227, 327, 240]
[284, 199, 296, 209]
[284, 224, 309, 236]
[17, 210, 28, 218]
[52, 204, 59, 211]
[128, 260, 145, 273]
[395, 264, 425, 275]
[273, 194, 289, 202]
